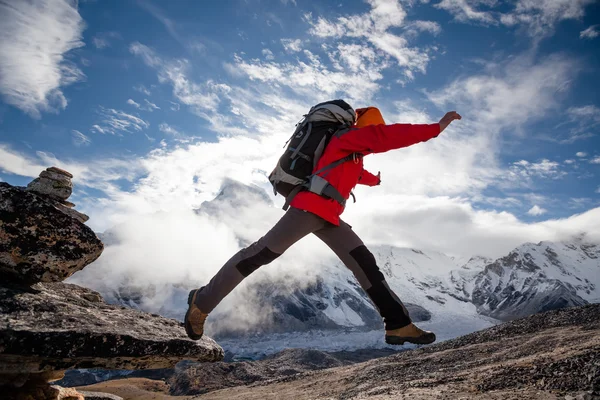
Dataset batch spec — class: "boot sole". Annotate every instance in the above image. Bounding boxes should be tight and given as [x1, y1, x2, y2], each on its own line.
[385, 333, 436, 346]
[184, 289, 203, 340]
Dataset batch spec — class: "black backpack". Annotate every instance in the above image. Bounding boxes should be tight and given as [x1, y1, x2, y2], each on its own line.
[268, 100, 358, 210]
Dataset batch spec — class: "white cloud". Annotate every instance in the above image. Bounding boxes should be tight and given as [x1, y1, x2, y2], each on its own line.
[406, 20, 442, 36]
[576, 152, 587, 157]
[580, 25, 599, 39]
[71, 130, 91, 147]
[391, 100, 432, 124]
[540, 107, 597, 144]
[91, 124, 107, 134]
[138, 1, 181, 45]
[568, 197, 593, 210]
[133, 84, 152, 96]
[130, 42, 229, 116]
[233, 51, 383, 105]
[424, 52, 580, 199]
[305, 0, 431, 79]
[428, 54, 576, 135]
[0, 144, 49, 177]
[92, 31, 121, 49]
[568, 105, 600, 116]
[0, 0, 85, 118]
[262, 49, 275, 60]
[590, 156, 600, 164]
[435, 0, 497, 25]
[170, 101, 180, 111]
[564, 159, 576, 164]
[92, 37, 109, 49]
[527, 205, 547, 216]
[502, 0, 595, 39]
[143, 99, 160, 111]
[436, 0, 595, 39]
[127, 98, 159, 112]
[542, 106, 600, 144]
[509, 159, 565, 181]
[158, 123, 182, 136]
[281, 38, 303, 52]
[347, 194, 600, 258]
[596, 186, 600, 194]
[92, 107, 150, 135]
[568, 105, 600, 121]
[127, 99, 141, 108]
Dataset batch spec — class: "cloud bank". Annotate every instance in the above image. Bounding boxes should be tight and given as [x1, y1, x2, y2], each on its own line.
[0, 0, 85, 118]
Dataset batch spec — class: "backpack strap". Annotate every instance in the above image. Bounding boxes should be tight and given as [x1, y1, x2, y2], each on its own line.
[312, 153, 363, 176]
[290, 122, 313, 161]
[281, 153, 364, 211]
[282, 185, 306, 211]
[282, 176, 347, 211]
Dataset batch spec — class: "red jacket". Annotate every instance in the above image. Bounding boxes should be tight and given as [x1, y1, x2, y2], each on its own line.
[290, 123, 441, 225]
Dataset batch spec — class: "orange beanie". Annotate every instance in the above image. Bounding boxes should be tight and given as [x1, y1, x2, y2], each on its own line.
[354, 107, 385, 128]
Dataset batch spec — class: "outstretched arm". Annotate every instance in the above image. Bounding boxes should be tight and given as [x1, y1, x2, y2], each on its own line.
[336, 111, 462, 155]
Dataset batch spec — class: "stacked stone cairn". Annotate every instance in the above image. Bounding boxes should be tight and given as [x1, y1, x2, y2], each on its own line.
[0, 168, 223, 400]
[26, 167, 88, 223]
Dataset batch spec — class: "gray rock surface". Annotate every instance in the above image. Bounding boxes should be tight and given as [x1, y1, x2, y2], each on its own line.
[176, 304, 600, 399]
[51, 200, 90, 224]
[26, 167, 73, 201]
[0, 282, 223, 375]
[0, 182, 102, 284]
[169, 347, 400, 396]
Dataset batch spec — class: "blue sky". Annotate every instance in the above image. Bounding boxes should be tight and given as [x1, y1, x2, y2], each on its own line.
[0, 0, 599, 257]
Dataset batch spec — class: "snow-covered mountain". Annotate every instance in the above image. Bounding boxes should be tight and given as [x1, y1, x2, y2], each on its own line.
[70, 180, 599, 355]
[465, 238, 598, 321]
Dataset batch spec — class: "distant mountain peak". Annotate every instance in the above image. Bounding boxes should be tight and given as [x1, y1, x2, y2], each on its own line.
[199, 178, 273, 214]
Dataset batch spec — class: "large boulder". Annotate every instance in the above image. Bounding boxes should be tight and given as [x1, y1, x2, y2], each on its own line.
[0, 282, 223, 375]
[0, 182, 103, 284]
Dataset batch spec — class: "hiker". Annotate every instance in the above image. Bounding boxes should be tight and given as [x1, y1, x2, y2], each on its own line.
[185, 101, 461, 345]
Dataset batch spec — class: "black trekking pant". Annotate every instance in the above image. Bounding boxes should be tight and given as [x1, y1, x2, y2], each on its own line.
[194, 207, 412, 330]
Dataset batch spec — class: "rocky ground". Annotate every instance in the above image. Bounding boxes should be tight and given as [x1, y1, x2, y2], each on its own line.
[78, 304, 599, 399]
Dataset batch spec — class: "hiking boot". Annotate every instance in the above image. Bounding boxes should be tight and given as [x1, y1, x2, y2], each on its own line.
[184, 289, 208, 340]
[385, 323, 436, 345]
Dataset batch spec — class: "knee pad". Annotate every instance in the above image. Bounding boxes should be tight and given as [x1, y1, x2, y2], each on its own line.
[236, 246, 281, 277]
[349, 245, 385, 284]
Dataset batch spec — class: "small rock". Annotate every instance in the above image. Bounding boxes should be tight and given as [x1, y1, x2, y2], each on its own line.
[47, 167, 73, 179]
[48, 385, 85, 400]
[61, 201, 76, 209]
[78, 391, 123, 400]
[82, 292, 103, 303]
[51, 201, 89, 223]
[26, 167, 73, 201]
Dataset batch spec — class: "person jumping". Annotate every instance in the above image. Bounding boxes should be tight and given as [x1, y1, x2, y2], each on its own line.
[185, 101, 461, 345]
